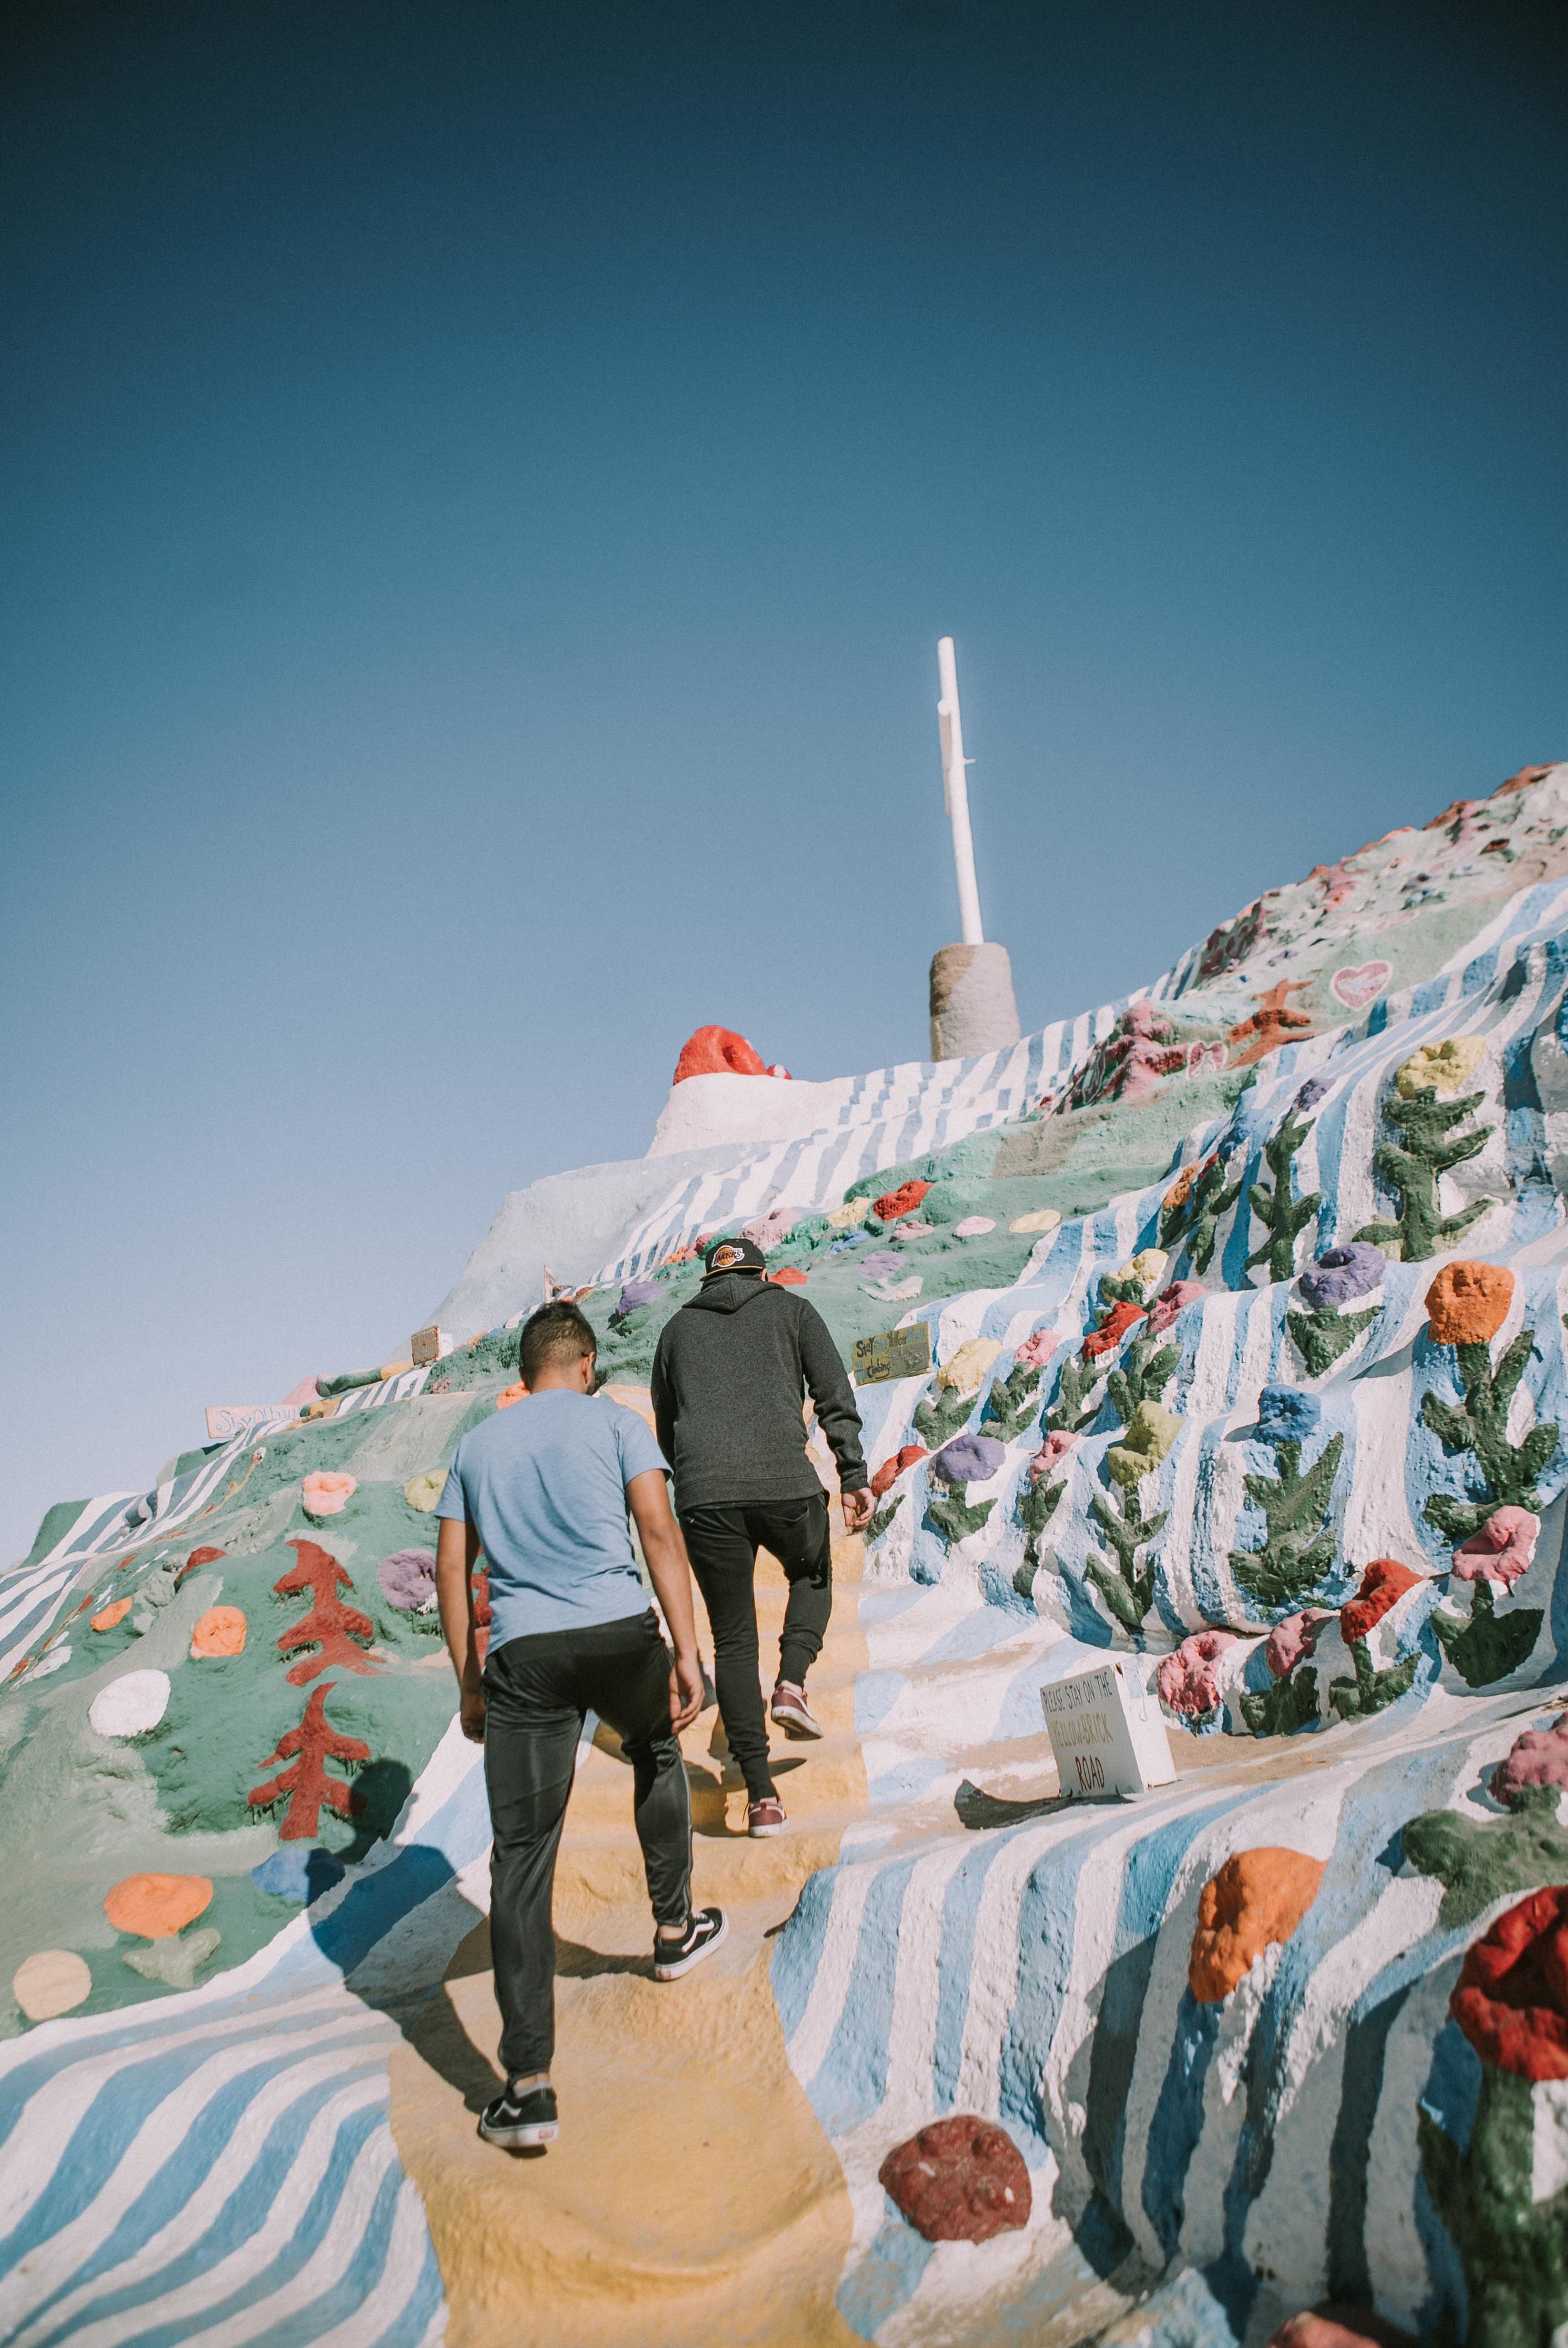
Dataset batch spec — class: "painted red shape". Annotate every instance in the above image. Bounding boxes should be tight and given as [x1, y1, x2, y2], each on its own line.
[672, 1026, 779, 1083]
[1340, 1558, 1421, 1644]
[274, 1538, 378, 1686]
[249, 1685, 371, 1841]
[1227, 979, 1315, 1068]
[1269, 2312, 1417, 2348]
[768, 1267, 808, 1287]
[177, 1544, 227, 1586]
[1083, 1300, 1147, 1359]
[871, 1179, 931, 1224]
[1450, 1884, 1568, 2082]
[871, 1445, 927, 1500]
[877, 2114, 1032, 2244]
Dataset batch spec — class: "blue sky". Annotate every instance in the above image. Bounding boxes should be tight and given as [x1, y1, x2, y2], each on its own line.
[2, 0, 1565, 1561]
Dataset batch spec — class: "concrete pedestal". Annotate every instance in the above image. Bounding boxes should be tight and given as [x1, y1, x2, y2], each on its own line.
[929, 940, 1022, 1061]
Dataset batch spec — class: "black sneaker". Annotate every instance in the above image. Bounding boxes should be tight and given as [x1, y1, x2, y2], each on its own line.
[478, 2080, 559, 2149]
[653, 1906, 729, 1982]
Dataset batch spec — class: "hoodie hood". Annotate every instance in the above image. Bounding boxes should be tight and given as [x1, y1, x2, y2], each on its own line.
[687, 1270, 773, 1316]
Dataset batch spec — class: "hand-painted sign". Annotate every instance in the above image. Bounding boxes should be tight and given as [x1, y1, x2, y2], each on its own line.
[410, 1325, 452, 1366]
[1041, 1658, 1175, 1800]
[852, 1320, 934, 1386]
[204, 1403, 300, 1442]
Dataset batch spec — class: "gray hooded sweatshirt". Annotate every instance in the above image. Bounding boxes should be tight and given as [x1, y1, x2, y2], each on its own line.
[649, 1271, 868, 1512]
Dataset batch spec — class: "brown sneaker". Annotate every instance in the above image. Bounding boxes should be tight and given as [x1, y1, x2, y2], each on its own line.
[747, 1797, 787, 1837]
[770, 1681, 824, 1739]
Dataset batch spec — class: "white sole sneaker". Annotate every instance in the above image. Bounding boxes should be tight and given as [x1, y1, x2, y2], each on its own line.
[771, 1687, 825, 1739]
[654, 1906, 729, 1980]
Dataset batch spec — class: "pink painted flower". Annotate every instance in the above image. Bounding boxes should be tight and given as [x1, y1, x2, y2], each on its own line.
[1453, 1506, 1541, 1589]
[301, 1471, 356, 1519]
[1014, 1329, 1060, 1371]
[1490, 1713, 1568, 1807]
[1156, 1630, 1238, 1719]
[1264, 1608, 1333, 1679]
[1147, 1280, 1207, 1335]
[1029, 1430, 1077, 1481]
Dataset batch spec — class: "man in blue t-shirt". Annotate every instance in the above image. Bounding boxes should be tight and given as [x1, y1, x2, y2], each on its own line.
[435, 1298, 726, 2152]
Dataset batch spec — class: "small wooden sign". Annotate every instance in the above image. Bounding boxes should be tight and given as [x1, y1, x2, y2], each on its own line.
[1041, 1657, 1175, 1801]
[410, 1325, 450, 1366]
[852, 1320, 933, 1386]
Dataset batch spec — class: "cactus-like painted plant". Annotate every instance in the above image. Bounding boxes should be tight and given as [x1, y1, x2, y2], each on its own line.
[1245, 1107, 1321, 1284]
[1228, 1435, 1344, 1610]
[926, 1489, 995, 1546]
[1286, 1300, 1378, 1376]
[1431, 1576, 1543, 1687]
[1105, 1336, 1180, 1429]
[1422, 1327, 1559, 1542]
[982, 1357, 1045, 1442]
[1353, 1083, 1495, 1262]
[1238, 1666, 1319, 1736]
[1328, 1637, 1421, 1719]
[1083, 1483, 1167, 1634]
[1160, 1152, 1244, 1277]
[914, 1379, 978, 1453]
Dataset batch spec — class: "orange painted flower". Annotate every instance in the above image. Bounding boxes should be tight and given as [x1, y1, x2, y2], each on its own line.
[103, 1873, 214, 1940]
[190, 1605, 246, 1658]
[495, 1383, 528, 1409]
[91, 1598, 133, 1632]
[301, 1471, 356, 1517]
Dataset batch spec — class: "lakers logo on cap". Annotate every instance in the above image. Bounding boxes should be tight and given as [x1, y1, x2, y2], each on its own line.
[709, 1243, 745, 1272]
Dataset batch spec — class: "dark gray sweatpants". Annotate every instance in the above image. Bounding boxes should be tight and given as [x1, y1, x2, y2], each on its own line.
[482, 1608, 691, 2080]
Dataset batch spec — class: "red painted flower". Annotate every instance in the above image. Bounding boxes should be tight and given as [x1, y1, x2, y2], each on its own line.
[1450, 1885, 1568, 2081]
[1083, 1300, 1146, 1359]
[872, 1179, 932, 1224]
[1340, 1557, 1421, 1644]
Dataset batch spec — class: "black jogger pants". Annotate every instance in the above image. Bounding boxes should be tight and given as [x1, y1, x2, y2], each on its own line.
[679, 1493, 833, 1802]
[482, 1608, 692, 2080]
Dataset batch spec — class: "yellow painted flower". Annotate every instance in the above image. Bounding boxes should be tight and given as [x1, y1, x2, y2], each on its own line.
[1394, 1036, 1485, 1098]
[937, 1336, 1002, 1396]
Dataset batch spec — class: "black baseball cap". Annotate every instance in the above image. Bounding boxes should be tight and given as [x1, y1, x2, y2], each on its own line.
[702, 1236, 767, 1278]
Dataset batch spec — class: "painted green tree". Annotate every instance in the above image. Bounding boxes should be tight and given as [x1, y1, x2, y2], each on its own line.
[927, 1489, 995, 1546]
[1245, 1107, 1321, 1284]
[1430, 1578, 1543, 1687]
[1238, 1667, 1320, 1736]
[1286, 1300, 1378, 1376]
[1228, 1434, 1344, 1610]
[1105, 1336, 1180, 1430]
[1160, 1152, 1244, 1277]
[1353, 1083, 1495, 1261]
[982, 1357, 1046, 1441]
[1421, 1327, 1559, 1541]
[914, 1379, 977, 1453]
[1328, 1638, 1421, 1719]
[1083, 1484, 1166, 1634]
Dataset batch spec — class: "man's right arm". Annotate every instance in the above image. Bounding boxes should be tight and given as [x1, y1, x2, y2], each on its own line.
[627, 1469, 704, 1731]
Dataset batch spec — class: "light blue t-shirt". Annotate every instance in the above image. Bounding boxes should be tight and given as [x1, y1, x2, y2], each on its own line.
[437, 1390, 669, 1649]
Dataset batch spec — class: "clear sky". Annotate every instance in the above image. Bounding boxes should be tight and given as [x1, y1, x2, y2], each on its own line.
[3, 0, 1565, 1563]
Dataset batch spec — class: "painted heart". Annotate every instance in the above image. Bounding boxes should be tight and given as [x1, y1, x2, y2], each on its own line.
[1330, 959, 1392, 1011]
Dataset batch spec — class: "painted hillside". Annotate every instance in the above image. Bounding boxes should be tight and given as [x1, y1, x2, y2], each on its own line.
[3, 759, 1568, 2348]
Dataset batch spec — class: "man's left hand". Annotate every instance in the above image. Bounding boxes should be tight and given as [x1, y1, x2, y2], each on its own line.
[459, 1686, 487, 1743]
[841, 1486, 874, 1532]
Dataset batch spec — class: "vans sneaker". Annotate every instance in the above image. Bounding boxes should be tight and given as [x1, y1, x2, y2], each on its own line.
[771, 1681, 824, 1738]
[747, 1797, 787, 1837]
[654, 1906, 729, 1980]
[479, 2081, 559, 2149]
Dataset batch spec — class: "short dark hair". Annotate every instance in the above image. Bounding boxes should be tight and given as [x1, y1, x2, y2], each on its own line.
[518, 1300, 597, 1386]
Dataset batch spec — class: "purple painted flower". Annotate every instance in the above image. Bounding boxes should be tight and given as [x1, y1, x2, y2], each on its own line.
[378, 1548, 438, 1610]
[614, 1279, 662, 1319]
[931, 1432, 1006, 1487]
[1297, 1241, 1385, 1313]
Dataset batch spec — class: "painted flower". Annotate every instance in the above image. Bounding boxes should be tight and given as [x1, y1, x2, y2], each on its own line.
[1453, 1506, 1541, 1588]
[1450, 1885, 1568, 2082]
[1014, 1329, 1059, 1371]
[1156, 1630, 1238, 1719]
[301, 1471, 356, 1519]
[870, 1445, 927, 1500]
[1029, 1429, 1076, 1480]
[1147, 1280, 1205, 1334]
[1264, 1608, 1332, 1679]
[1083, 1300, 1147, 1359]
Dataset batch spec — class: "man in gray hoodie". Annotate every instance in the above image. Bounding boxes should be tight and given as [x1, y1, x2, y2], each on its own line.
[650, 1235, 872, 1836]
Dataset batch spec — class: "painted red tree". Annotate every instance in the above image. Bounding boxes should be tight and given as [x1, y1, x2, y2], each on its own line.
[274, 1538, 378, 1686]
[248, 1684, 371, 1841]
